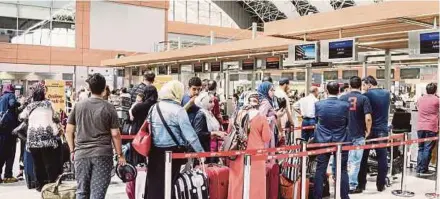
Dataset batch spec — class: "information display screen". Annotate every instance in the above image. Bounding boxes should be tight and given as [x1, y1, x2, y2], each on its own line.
[420, 32, 439, 54]
[193, 62, 203, 73]
[266, 57, 280, 69]
[295, 44, 317, 61]
[242, 58, 255, 70]
[328, 40, 354, 59]
[323, 71, 338, 81]
[158, 66, 167, 75]
[170, 65, 179, 74]
[210, 62, 221, 72]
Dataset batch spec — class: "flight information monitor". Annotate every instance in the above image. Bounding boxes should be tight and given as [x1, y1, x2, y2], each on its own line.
[420, 32, 439, 54]
[409, 30, 440, 58]
[321, 38, 357, 62]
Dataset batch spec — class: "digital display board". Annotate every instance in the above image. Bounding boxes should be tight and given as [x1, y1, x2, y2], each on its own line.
[329, 40, 354, 59]
[241, 58, 255, 70]
[193, 62, 203, 73]
[295, 44, 317, 61]
[210, 62, 221, 72]
[170, 65, 179, 74]
[420, 32, 439, 54]
[265, 57, 281, 69]
[158, 65, 167, 75]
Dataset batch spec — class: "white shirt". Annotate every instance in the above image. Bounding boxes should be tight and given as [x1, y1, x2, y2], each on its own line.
[293, 94, 319, 118]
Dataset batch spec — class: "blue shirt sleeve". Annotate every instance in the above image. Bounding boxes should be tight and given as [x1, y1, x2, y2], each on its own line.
[177, 108, 205, 152]
[363, 97, 372, 114]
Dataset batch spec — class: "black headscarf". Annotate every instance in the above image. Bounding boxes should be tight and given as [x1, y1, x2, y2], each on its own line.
[130, 85, 158, 134]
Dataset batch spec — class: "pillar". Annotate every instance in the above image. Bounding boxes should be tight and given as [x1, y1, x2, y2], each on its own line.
[362, 61, 368, 78]
[384, 49, 391, 90]
[251, 22, 257, 90]
[305, 64, 312, 95]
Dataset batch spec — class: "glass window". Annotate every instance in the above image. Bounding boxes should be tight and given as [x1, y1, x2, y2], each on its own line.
[281, 72, 294, 80]
[186, 1, 198, 24]
[173, 0, 186, 22]
[296, 72, 306, 81]
[400, 68, 420, 79]
[323, 71, 338, 81]
[0, 1, 75, 47]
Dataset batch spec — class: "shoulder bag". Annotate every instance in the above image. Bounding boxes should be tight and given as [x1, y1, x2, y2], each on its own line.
[12, 105, 39, 140]
[156, 102, 191, 152]
[132, 107, 154, 157]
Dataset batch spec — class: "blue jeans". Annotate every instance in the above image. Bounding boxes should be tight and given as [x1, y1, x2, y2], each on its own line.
[301, 118, 316, 141]
[348, 137, 365, 190]
[358, 131, 388, 189]
[417, 130, 437, 173]
[314, 150, 350, 199]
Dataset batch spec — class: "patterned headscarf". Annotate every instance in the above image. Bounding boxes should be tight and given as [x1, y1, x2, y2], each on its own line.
[257, 81, 273, 105]
[31, 82, 47, 101]
[2, 84, 14, 94]
[158, 80, 184, 103]
[195, 92, 220, 132]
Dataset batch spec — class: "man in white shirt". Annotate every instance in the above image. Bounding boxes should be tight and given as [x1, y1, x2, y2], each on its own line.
[293, 86, 319, 141]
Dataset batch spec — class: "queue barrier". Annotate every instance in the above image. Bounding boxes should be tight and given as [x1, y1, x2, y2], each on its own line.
[163, 132, 440, 199]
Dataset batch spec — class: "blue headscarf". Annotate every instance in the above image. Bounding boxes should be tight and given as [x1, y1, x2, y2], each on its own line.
[257, 82, 273, 105]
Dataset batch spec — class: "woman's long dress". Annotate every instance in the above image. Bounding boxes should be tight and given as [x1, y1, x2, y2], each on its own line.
[227, 113, 271, 199]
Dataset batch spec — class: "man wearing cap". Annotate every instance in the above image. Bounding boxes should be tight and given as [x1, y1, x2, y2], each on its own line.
[275, 78, 295, 133]
[313, 81, 350, 199]
[293, 86, 319, 141]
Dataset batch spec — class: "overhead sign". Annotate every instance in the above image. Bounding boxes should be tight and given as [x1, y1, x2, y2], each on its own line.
[290, 42, 319, 64]
[241, 58, 255, 71]
[409, 30, 439, 58]
[45, 80, 66, 113]
[210, 62, 221, 72]
[170, 65, 180, 74]
[158, 65, 168, 75]
[321, 38, 357, 62]
[193, 62, 204, 73]
[265, 56, 281, 69]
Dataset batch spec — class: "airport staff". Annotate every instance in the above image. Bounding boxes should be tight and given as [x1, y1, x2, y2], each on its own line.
[313, 82, 350, 199]
[357, 76, 390, 192]
[293, 86, 319, 141]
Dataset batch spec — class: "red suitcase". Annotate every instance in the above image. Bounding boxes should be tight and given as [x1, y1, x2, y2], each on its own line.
[266, 162, 280, 199]
[200, 164, 229, 199]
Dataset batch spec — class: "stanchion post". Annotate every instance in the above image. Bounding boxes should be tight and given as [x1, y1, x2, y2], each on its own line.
[390, 131, 394, 177]
[425, 132, 440, 198]
[164, 151, 172, 199]
[392, 132, 415, 197]
[243, 155, 251, 199]
[301, 141, 307, 199]
[335, 144, 342, 199]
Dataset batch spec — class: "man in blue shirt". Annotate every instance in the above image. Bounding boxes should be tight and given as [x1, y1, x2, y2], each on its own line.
[314, 81, 350, 199]
[181, 77, 202, 123]
[358, 76, 390, 192]
[339, 76, 372, 194]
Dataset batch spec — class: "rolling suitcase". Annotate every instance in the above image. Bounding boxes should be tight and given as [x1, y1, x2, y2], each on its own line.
[201, 164, 229, 199]
[126, 167, 147, 199]
[174, 169, 209, 199]
[280, 175, 310, 199]
[24, 149, 37, 189]
[266, 162, 280, 199]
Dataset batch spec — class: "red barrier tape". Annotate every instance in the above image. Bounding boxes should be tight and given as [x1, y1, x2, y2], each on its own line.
[342, 136, 439, 151]
[172, 144, 302, 159]
[267, 147, 337, 160]
[364, 134, 404, 143]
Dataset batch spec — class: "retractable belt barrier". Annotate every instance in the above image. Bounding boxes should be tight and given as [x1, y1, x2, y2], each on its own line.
[163, 131, 439, 199]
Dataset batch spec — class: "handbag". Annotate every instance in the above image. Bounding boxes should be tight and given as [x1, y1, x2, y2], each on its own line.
[12, 121, 28, 141]
[156, 103, 191, 152]
[41, 172, 76, 199]
[132, 120, 151, 157]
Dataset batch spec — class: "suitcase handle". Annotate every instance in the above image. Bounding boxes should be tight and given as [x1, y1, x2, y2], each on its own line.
[51, 172, 74, 193]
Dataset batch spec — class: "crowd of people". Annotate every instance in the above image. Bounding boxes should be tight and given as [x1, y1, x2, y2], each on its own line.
[0, 71, 438, 199]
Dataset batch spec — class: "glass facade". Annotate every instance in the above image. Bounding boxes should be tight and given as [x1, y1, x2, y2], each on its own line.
[0, 0, 75, 47]
[168, 0, 239, 28]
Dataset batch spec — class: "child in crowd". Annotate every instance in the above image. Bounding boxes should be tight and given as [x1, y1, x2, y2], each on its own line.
[129, 93, 144, 121]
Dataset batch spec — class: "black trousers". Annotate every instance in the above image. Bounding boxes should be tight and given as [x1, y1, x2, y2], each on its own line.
[29, 147, 62, 189]
[0, 134, 16, 178]
[146, 145, 186, 199]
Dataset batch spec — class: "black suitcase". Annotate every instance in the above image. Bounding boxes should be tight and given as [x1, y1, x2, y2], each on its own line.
[24, 149, 37, 189]
[173, 169, 209, 199]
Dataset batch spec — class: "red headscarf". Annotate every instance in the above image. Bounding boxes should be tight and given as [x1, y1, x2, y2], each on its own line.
[2, 84, 14, 94]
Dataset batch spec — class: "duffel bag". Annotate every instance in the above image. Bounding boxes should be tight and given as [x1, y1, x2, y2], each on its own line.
[41, 172, 77, 199]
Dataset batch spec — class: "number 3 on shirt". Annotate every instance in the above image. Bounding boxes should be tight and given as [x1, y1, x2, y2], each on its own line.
[348, 97, 357, 111]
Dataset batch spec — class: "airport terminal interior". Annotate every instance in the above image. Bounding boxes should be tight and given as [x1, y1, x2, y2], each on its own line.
[0, 0, 439, 199]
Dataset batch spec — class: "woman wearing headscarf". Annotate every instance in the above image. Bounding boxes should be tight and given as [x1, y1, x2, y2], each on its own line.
[19, 83, 62, 191]
[228, 92, 271, 199]
[257, 82, 285, 148]
[130, 86, 158, 134]
[0, 84, 20, 183]
[192, 92, 226, 162]
[145, 80, 204, 199]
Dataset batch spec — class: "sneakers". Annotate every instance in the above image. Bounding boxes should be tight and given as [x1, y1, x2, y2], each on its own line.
[417, 170, 436, 177]
[2, 177, 18, 183]
[16, 172, 24, 181]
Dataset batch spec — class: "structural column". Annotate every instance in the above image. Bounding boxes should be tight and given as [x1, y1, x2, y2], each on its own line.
[384, 49, 391, 90]
[128, 67, 133, 86]
[251, 22, 257, 90]
[362, 61, 368, 78]
[305, 64, 312, 95]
